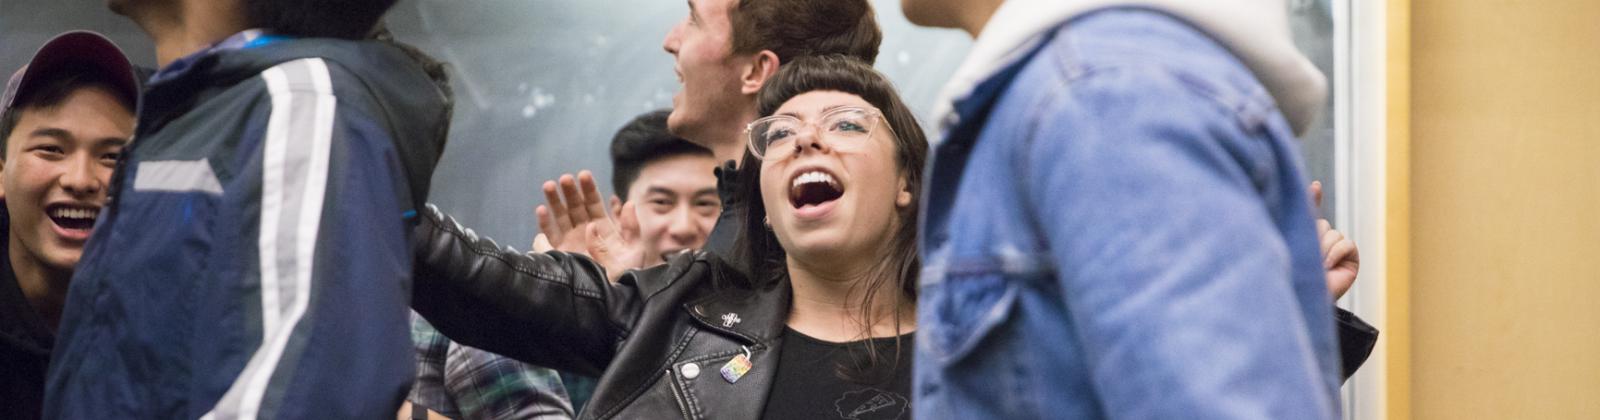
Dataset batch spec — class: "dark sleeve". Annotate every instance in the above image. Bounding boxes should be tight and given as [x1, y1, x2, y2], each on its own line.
[410, 204, 642, 377]
[1335, 307, 1379, 380]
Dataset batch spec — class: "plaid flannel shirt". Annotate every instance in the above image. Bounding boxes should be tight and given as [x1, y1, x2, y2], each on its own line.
[409, 313, 575, 419]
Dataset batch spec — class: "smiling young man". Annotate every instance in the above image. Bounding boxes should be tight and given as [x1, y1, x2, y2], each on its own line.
[0, 31, 138, 420]
[607, 110, 721, 265]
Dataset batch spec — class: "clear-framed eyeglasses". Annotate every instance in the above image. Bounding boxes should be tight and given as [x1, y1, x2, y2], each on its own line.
[745, 106, 894, 160]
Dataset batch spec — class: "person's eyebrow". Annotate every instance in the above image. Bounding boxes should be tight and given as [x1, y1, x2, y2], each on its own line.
[29, 127, 74, 141]
[693, 188, 719, 198]
[95, 137, 130, 149]
[777, 104, 855, 120]
[646, 186, 681, 198]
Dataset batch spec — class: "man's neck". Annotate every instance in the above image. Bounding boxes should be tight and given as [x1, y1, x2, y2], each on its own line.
[127, 0, 250, 68]
[9, 236, 70, 331]
[700, 107, 760, 168]
[960, 0, 1007, 38]
[709, 139, 746, 168]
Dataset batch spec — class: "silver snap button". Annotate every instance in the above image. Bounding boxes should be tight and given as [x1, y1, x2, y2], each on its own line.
[681, 363, 700, 379]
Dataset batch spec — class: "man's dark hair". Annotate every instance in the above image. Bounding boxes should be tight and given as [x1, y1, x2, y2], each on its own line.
[610, 109, 715, 198]
[0, 66, 137, 160]
[729, 0, 882, 64]
[245, 0, 398, 39]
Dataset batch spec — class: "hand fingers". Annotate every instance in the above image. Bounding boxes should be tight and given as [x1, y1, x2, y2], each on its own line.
[1321, 229, 1347, 269]
[618, 201, 641, 244]
[536, 205, 555, 243]
[588, 223, 618, 266]
[1317, 218, 1332, 236]
[532, 233, 553, 253]
[591, 221, 645, 283]
[542, 181, 572, 235]
[1310, 180, 1324, 209]
[1327, 274, 1355, 300]
[1329, 236, 1360, 265]
[578, 171, 609, 223]
[559, 174, 591, 226]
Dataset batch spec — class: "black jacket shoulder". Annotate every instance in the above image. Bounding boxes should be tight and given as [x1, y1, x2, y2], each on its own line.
[411, 205, 790, 419]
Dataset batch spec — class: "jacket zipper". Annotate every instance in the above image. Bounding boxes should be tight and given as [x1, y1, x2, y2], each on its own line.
[664, 369, 694, 420]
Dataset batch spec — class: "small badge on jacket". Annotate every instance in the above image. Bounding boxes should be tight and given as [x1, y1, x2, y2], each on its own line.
[721, 347, 754, 383]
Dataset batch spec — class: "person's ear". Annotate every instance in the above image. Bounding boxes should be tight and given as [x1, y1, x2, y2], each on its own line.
[739, 50, 781, 95]
[0, 158, 7, 200]
[896, 176, 913, 208]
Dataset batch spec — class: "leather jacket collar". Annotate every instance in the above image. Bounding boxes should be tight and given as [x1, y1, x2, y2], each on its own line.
[683, 276, 789, 347]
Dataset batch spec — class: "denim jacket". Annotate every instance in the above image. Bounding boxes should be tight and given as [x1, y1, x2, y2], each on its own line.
[914, 8, 1342, 419]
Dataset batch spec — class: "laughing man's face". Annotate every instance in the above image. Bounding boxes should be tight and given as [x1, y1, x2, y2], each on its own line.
[1, 85, 131, 273]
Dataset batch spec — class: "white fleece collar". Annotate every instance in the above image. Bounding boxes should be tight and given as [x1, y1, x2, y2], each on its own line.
[932, 0, 1327, 141]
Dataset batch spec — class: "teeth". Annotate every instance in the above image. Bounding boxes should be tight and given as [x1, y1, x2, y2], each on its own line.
[52, 207, 99, 220]
[791, 171, 839, 189]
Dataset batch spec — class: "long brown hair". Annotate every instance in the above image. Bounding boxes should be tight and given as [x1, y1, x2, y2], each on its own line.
[733, 55, 927, 383]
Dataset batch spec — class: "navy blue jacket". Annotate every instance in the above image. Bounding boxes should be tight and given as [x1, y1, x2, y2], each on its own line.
[45, 37, 449, 419]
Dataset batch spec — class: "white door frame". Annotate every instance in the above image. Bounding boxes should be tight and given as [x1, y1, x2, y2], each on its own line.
[1338, 0, 1391, 418]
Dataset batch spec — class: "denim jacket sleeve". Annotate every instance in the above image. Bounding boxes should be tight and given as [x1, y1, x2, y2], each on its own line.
[410, 204, 640, 377]
[1020, 64, 1340, 418]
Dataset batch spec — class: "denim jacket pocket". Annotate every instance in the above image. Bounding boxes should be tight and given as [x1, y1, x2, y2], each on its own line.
[919, 255, 1026, 366]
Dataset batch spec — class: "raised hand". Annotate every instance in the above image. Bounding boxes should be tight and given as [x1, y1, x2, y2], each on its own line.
[532, 171, 646, 281]
[535, 172, 604, 253]
[1311, 181, 1360, 299]
[587, 199, 648, 283]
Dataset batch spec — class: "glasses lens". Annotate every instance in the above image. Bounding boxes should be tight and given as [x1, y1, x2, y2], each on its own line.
[823, 109, 874, 140]
[751, 117, 800, 157]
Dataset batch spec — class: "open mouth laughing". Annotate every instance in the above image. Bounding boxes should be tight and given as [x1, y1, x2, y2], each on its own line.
[46, 203, 99, 239]
[789, 168, 844, 210]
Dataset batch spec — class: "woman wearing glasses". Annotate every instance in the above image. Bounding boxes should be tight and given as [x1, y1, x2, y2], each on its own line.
[411, 55, 925, 419]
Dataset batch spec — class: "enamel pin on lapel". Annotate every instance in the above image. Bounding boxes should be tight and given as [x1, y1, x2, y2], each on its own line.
[720, 346, 753, 383]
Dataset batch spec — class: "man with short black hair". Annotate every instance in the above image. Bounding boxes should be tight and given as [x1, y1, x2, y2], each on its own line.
[0, 31, 138, 420]
[45, 0, 451, 417]
[604, 110, 720, 266]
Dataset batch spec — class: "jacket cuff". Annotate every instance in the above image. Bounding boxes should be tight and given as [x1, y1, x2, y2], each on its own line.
[1335, 307, 1379, 380]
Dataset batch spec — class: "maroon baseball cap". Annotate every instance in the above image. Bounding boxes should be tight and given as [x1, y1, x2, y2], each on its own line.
[2, 31, 139, 119]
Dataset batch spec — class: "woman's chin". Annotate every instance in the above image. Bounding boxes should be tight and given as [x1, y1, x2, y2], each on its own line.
[783, 231, 868, 264]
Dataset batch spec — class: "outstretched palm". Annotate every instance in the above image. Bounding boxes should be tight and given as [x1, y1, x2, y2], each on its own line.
[533, 171, 647, 282]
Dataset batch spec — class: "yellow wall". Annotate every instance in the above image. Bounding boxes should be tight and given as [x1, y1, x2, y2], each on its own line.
[1386, 0, 1411, 417]
[1409, 0, 1600, 418]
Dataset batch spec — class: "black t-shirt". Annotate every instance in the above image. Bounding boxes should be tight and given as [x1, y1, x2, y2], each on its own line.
[761, 327, 913, 420]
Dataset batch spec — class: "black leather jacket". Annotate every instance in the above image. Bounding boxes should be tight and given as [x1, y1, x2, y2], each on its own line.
[412, 203, 1379, 419]
[412, 205, 792, 419]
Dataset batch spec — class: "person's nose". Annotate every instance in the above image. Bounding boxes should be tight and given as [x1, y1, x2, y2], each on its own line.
[663, 21, 684, 56]
[665, 205, 705, 248]
[60, 154, 104, 198]
[792, 124, 831, 156]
